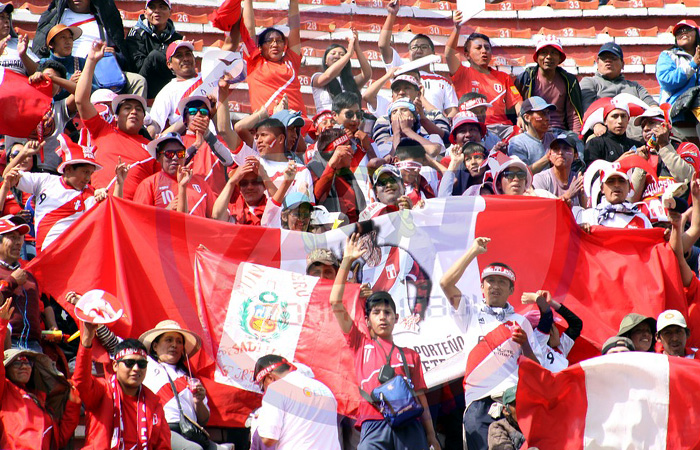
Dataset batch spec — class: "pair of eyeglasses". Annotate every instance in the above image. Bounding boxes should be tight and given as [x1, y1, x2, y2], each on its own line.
[264, 38, 285, 46]
[675, 27, 695, 36]
[10, 359, 33, 368]
[162, 149, 186, 160]
[8, 151, 20, 159]
[289, 210, 311, 219]
[376, 177, 399, 188]
[118, 359, 148, 369]
[186, 107, 209, 117]
[502, 170, 528, 181]
[239, 180, 262, 188]
[344, 110, 364, 120]
[410, 44, 432, 52]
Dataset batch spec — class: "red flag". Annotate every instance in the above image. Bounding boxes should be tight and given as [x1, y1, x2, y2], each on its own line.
[0, 68, 53, 138]
[209, 0, 252, 49]
[517, 353, 700, 450]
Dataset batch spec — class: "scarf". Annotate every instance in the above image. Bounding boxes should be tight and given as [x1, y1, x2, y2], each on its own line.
[110, 375, 148, 450]
[479, 302, 515, 322]
[595, 200, 639, 224]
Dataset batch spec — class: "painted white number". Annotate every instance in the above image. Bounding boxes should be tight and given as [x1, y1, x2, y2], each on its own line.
[500, 2, 513, 10]
[161, 190, 175, 205]
[568, 0, 580, 7]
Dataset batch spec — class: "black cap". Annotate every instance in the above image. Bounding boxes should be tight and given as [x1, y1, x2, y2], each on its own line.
[598, 42, 623, 60]
[0, 3, 13, 14]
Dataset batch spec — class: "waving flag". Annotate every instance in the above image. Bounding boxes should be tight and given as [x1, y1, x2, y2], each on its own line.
[517, 353, 700, 450]
[26, 196, 687, 425]
[0, 68, 53, 138]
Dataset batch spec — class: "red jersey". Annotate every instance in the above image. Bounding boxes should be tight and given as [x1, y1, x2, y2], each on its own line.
[133, 171, 216, 218]
[227, 190, 266, 225]
[344, 323, 426, 426]
[182, 132, 227, 195]
[244, 43, 306, 116]
[451, 65, 522, 126]
[83, 115, 158, 200]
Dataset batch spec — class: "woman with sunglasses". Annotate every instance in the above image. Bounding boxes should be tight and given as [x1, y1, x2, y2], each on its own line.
[0, 297, 81, 449]
[311, 29, 372, 112]
[657, 20, 700, 120]
[0, 141, 38, 259]
[238, 0, 306, 115]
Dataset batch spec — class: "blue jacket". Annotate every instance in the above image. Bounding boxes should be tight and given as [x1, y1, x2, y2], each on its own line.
[657, 46, 700, 105]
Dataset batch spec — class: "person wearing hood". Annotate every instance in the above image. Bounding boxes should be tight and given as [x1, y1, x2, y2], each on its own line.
[616, 313, 657, 352]
[583, 100, 643, 166]
[0, 297, 82, 450]
[657, 20, 700, 119]
[0, 3, 39, 75]
[126, 0, 183, 99]
[465, 155, 534, 197]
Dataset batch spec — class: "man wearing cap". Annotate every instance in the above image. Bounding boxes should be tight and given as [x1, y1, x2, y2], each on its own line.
[457, 93, 501, 151]
[508, 96, 557, 174]
[487, 386, 527, 450]
[584, 99, 643, 166]
[533, 133, 586, 207]
[657, 20, 700, 116]
[75, 41, 158, 200]
[601, 336, 636, 355]
[360, 164, 414, 220]
[0, 3, 38, 75]
[440, 237, 541, 450]
[271, 109, 307, 160]
[125, 0, 183, 99]
[656, 310, 697, 358]
[515, 38, 583, 134]
[253, 354, 341, 449]
[378, 1, 458, 117]
[306, 248, 340, 280]
[134, 132, 217, 217]
[580, 42, 657, 113]
[575, 164, 652, 229]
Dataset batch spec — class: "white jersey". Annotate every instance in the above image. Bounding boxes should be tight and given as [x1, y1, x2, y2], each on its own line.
[574, 201, 652, 229]
[385, 48, 458, 113]
[59, 10, 102, 58]
[257, 370, 340, 450]
[17, 173, 97, 251]
[454, 297, 543, 407]
[150, 75, 203, 134]
[142, 359, 208, 424]
[532, 329, 575, 373]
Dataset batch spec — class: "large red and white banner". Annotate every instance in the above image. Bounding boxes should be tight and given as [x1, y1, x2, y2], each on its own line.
[517, 353, 700, 450]
[27, 196, 688, 426]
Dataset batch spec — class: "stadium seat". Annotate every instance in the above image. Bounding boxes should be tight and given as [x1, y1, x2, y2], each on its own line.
[475, 27, 533, 39]
[537, 26, 597, 38]
[604, 26, 659, 37]
[549, 0, 599, 10]
[485, 0, 534, 11]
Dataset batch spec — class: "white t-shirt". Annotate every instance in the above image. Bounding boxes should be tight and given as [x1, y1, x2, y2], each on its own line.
[310, 72, 340, 112]
[59, 10, 102, 58]
[532, 330, 575, 373]
[150, 75, 203, 134]
[0, 38, 38, 75]
[142, 359, 209, 424]
[257, 370, 340, 450]
[384, 48, 458, 113]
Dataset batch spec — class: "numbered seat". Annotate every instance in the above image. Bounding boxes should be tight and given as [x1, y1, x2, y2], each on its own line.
[604, 26, 659, 37]
[548, 0, 599, 9]
[119, 9, 142, 21]
[408, 24, 453, 37]
[536, 26, 597, 38]
[485, 0, 533, 11]
[171, 12, 210, 24]
[474, 27, 533, 39]
[609, 0, 664, 7]
[411, 1, 455, 10]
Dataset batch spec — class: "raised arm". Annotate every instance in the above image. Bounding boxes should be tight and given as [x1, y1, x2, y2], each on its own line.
[214, 75, 241, 154]
[669, 200, 696, 287]
[683, 179, 700, 252]
[3, 140, 42, 178]
[176, 163, 193, 213]
[445, 11, 463, 76]
[353, 31, 372, 88]
[312, 34, 356, 88]
[330, 233, 364, 334]
[287, 0, 301, 54]
[75, 41, 106, 121]
[242, 0, 256, 42]
[378, 1, 400, 64]
[362, 66, 398, 111]
[440, 237, 490, 309]
[271, 160, 297, 205]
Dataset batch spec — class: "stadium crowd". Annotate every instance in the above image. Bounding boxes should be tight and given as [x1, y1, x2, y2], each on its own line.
[1, 0, 699, 448]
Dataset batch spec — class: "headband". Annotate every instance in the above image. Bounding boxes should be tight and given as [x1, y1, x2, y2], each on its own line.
[255, 359, 295, 384]
[480, 264, 516, 283]
[314, 111, 334, 127]
[114, 348, 148, 361]
[322, 134, 351, 153]
[395, 160, 423, 171]
[389, 99, 416, 114]
[460, 98, 491, 111]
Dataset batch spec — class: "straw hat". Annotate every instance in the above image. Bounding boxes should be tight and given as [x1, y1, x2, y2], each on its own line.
[138, 320, 202, 358]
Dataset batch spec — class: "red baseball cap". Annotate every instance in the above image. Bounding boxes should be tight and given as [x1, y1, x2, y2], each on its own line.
[673, 19, 699, 36]
[533, 37, 566, 63]
[166, 40, 194, 61]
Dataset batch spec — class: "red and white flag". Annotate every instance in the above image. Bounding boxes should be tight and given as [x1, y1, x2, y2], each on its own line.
[517, 353, 700, 450]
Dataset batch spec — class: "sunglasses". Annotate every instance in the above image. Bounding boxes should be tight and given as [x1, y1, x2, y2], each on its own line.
[10, 358, 33, 368]
[186, 107, 210, 117]
[502, 170, 528, 181]
[376, 177, 399, 188]
[118, 358, 148, 369]
[343, 110, 364, 120]
[239, 180, 262, 188]
[162, 149, 186, 160]
[289, 210, 311, 219]
[263, 38, 285, 46]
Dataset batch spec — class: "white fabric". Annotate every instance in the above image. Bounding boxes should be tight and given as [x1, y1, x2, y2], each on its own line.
[0, 38, 38, 75]
[574, 201, 652, 229]
[59, 10, 101, 58]
[257, 371, 340, 450]
[150, 75, 203, 134]
[533, 329, 574, 373]
[310, 72, 340, 112]
[16, 172, 96, 251]
[581, 353, 670, 450]
[142, 359, 208, 424]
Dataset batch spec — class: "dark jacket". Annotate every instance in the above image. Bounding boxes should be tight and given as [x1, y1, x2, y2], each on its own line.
[584, 131, 643, 166]
[487, 417, 526, 450]
[125, 15, 182, 72]
[515, 66, 584, 130]
[32, 0, 128, 64]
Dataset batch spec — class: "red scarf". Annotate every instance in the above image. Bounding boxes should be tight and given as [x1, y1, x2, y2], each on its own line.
[110, 375, 148, 450]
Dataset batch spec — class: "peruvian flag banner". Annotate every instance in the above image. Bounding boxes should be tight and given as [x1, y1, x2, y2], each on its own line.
[25, 196, 687, 426]
[517, 353, 700, 450]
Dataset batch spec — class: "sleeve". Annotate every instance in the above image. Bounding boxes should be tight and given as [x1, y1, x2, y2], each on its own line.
[368, 94, 391, 118]
[437, 170, 457, 198]
[149, 92, 171, 135]
[487, 420, 517, 450]
[256, 390, 285, 441]
[659, 143, 695, 182]
[124, 29, 147, 71]
[579, 76, 598, 112]
[132, 177, 156, 206]
[453, 294, 475, 333]
[312, 163, 336, 204]
[83, 114, 110, 137]
[407, 350, 426, 392]
[260, 197, 282, 228]
[124, 159, 158, 200]
[383, 47, 404, 69]
[449, 65, 468, 95]
[507, 138, 528, 163]
[536, 308, 554, 334]
[567, 95, 583, 134]
[556, 303, 582, 341]
[72, 344, 108, 411]
[635, 83, 659, 107]
[557, 332, 576, 358]
[343, 320, 364, 352]
[56, 400, 81, 447]
[514, 71, 526, 97]
[656, 51, 697, 95]
[371, 117, 392, 146]
[16, 172, 49, 196]
[151, 400, 172, 449]
[287, 49, 302, 71]
[444, 81, 459, 109]
[96, 324, 123, 356]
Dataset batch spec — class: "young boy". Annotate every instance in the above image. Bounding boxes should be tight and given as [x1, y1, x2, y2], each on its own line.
[332, 92, 377, 160]
[394, 139, 445, 203]
[330, 233, 441, 450]
[438, 142, 489, 197]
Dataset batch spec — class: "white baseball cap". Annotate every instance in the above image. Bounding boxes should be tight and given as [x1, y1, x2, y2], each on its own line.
[656, 309, 688, 333]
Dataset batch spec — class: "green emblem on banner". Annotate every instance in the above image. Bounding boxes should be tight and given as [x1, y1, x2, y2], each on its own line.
[239, 291, 290, 342]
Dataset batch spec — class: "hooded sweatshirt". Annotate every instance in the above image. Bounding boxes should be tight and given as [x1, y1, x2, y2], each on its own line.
[125, 15, 182, 72]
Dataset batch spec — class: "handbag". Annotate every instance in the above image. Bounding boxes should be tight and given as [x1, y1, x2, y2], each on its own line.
[166, 372, 211, 447]
[359, 344, 424, 428]
[93, 51, 127, 93]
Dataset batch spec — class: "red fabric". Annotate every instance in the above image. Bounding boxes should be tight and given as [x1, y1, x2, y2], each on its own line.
[0, 266, 45, 342]
[83, 115, 157, 200]
[450, 65, 522, 126]
[183, 133, 227, 195]
[244, 47, 306, 115]
[0, 69, 53, 138]
[228, 190, 266, 225]
[0, 320, 81, 450]
[667, 355, 700, 448]
[72, 345, 171, 450]
[208, 0, 251, 47]
[684, 276, 700, 348]
[133, 171, 216, 218]
[344, 323, 426, 427]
